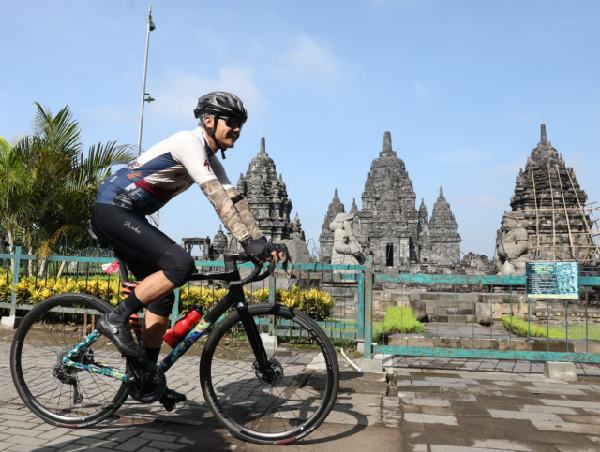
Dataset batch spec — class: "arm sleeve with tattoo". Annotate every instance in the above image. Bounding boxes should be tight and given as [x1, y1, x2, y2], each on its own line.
[225, 187, 263, 240]
[200, 179, 250, 242]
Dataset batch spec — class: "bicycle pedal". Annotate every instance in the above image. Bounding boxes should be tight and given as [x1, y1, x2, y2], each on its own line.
[162, 401, 175, 412]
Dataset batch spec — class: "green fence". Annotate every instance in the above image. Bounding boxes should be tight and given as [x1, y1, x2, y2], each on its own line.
[3, 247, 600, 364]
[363, 256, 600, 364]
[0, 246, 362, 342]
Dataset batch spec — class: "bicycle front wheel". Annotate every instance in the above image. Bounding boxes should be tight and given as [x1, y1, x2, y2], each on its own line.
[10, 294, 129, 428]
[200, 303, 339, 445]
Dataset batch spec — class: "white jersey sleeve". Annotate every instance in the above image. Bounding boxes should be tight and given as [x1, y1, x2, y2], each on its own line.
[169, 130, 219, 186]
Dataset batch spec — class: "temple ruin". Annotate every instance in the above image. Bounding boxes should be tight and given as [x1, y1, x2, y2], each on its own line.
[496, 124, 600, 270]
[210, 137, 310, 260]
[320, 131, 461, 270]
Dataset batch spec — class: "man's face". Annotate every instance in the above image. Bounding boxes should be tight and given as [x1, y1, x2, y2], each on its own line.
[206, 115, 242, 149]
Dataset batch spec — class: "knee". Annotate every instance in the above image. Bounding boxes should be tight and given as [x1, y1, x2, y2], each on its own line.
[146, 292, 175, 317]
[160, 243, 196, 287]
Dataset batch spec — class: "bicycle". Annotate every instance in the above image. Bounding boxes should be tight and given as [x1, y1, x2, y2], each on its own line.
[9, 253, 339, 445]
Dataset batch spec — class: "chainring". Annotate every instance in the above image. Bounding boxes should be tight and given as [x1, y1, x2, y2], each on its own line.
[126, 360, 166, 403]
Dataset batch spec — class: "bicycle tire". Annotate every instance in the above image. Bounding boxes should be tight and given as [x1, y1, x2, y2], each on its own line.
[10, 293, 129, 428]
[200, 303, 339, 445]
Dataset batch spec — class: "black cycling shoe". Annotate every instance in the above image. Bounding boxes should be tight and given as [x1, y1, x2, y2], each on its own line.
[159, 388, 187, 411]
[97, 314, 147, 360]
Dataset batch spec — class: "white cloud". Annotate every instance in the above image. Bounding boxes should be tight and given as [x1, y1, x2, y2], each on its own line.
[277, 35, 343, 84]
[152, 66, 265, 122]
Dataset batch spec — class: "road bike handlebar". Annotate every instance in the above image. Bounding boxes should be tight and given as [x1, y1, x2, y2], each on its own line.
[188, 248, 290, 286]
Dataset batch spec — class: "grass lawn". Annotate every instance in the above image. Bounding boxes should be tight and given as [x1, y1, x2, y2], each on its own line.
[502, 315, 600, 340]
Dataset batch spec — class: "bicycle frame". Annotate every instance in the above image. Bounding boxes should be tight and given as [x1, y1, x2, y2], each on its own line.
[60, 261, 272, 384]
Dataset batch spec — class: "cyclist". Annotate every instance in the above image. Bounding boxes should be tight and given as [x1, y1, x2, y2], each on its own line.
[91, 92, 284, 405]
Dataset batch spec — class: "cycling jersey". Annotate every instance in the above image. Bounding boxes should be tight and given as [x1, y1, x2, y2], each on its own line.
[97, 127, 233, 215]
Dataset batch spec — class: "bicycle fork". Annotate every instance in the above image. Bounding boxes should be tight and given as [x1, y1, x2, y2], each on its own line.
[234, 287, 278, 382]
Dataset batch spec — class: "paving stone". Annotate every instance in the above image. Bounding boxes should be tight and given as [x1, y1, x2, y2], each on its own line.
[532, 420, 600, 435]
[471, 439, 533, 451]
[139, 432, 178, 442]
[115, 437, 150, 451]
[487, 409, 561, 422]
[540, 399, 600, 410]
[561, 415, 600, 425]
[72, 437, 119, 448]
[107, 428, 143, 443]
[430, 446, 507, 452]
[4, 433, 49, 446]
[142, 441, 185, 450]
[403, 413, 458, 426]
[556, 447, 598, 452]
[520, 404, 577, 415]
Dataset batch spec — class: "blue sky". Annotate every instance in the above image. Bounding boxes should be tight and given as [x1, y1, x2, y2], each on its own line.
[2, 0, 599, 257]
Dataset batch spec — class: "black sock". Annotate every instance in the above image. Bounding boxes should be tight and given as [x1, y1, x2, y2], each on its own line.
[109, 290, 145, 323]
[145, 347, 160, 363]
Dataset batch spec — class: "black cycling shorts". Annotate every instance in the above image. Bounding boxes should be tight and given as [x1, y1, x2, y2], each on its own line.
[91, 203, 196, 316]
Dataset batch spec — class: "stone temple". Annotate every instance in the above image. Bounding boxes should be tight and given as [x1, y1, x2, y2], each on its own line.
[211, 137, 310, 261]
[320, 131, 461, 271]
[496, 124, 599, 267]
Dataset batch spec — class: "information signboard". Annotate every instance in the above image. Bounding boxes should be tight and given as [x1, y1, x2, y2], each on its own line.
[526, 261, 579, 300]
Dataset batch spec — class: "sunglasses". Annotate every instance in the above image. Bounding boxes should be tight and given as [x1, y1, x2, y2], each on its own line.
[219, 116, 244, 129]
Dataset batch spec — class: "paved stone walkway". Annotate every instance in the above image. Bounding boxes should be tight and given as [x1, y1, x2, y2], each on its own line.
[2, 335, 600, 451]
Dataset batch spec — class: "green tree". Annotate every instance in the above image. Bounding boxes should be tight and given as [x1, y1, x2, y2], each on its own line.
[11, 103, 134, 257]
[0, 137, 30, 253]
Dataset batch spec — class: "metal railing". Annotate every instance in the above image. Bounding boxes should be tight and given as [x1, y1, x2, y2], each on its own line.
[0, 246, 362, 342]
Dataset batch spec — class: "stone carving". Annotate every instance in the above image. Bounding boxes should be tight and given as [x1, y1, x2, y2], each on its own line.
[319, 189, 345, 263]
[281, 214, 311, 263]
[496, 211, 529, 275]
[330, 213, 364, 265]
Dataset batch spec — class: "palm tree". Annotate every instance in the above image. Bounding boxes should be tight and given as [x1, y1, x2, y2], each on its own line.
[12, 103, 135, 259]
[0, 137, 30, 253]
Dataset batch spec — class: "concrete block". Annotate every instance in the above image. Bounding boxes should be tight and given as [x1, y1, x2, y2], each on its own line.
[476, 302, 493, 326]
[357, 357, 383, 373]
[544, 361, 578, 382]
[0, 315, 22, 329]
[356, 340, 377, 353]
[260, 333, 277, 355]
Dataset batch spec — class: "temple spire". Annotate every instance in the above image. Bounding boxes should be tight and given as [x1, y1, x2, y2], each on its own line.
[334, 188, 339, 199]
[260, 137, 266, 154]
[381, 131, 393, 156]
[439, 186, 444, 198]
[540, 124, 547, 145]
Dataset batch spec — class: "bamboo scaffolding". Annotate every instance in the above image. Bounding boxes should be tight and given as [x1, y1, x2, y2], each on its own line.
[555, 165, 576, 258]
[530, 169, 541, 259]
[565, 168, 600, 258]
[546, 162, 557, 258]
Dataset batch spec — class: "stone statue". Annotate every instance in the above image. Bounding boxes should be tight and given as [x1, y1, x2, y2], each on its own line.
[496, 211, 529, 275]
[330, 213, 365, 265]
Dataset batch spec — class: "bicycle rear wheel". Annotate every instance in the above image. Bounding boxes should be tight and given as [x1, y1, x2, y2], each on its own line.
[10, 294, 129, 428]
[200, 303, 339, 445]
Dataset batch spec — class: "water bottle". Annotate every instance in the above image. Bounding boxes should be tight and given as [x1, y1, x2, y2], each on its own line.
[163, 305, 203, 347]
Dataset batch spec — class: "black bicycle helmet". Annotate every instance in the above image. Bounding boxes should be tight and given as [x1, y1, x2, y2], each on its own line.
[193, 91, 248, 123]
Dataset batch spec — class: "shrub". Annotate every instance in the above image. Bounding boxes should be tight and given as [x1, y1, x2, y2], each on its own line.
[5, 275, 333, 320]
[373, 306, 424, 340]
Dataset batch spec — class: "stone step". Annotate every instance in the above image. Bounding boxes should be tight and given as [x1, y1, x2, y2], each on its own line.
[430, 314, 475, 323]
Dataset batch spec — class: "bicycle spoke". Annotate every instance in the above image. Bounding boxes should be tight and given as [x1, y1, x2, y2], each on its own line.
[202, 305, 338, 443]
